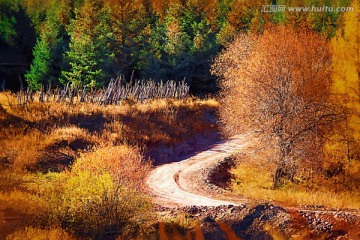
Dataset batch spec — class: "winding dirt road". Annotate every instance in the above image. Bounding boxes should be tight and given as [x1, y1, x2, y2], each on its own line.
[146, 135, 249, 207]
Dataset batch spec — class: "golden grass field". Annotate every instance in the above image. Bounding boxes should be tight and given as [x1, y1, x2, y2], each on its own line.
[0, 92, 219, 239]
[231, 163, 360, 209]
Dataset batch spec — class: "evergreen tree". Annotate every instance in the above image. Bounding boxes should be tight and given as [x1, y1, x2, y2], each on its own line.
[105, 0, 149, 77]
[139, 4, 193, 81]
[0, 1, 18, 45]
[305, 0, 351, 38]
[140, 1, 222, 92]
[61, 0, 115, 88]
[25, 3, 68, 90]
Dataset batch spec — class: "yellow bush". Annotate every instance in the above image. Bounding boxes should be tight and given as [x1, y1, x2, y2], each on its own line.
[71, 145, 151, 188]
[0, 168, 154, 239]
[55, 171, 154, 238]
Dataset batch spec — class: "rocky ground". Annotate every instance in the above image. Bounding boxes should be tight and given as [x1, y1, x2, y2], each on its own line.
[155, 203, 360, 239]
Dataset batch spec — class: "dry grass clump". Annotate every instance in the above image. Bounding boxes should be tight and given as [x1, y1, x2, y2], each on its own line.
[0, 91, 17, 110]
[47, 126, 95, 144]
[157, 212, 201, 240]
[72, 145, 152, 189]
[0, 129, 47, 171]
[43, 126, 99, 154]
[0, 126, 99, 172]
[230, 159, 360, 209]
[7, 227, 76, 240]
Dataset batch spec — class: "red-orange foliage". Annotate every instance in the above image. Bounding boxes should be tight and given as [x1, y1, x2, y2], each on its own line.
[212, 25, 340, 187]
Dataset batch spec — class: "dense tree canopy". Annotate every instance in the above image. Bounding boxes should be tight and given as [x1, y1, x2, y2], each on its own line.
[25, 1, 68, 90]
[61, 0, 116, 88]
[0, 0, 354, 92]
[330, 0, 360, 162]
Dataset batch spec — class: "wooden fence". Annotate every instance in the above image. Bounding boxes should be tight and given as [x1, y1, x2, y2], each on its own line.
[17, 77, 190, 105]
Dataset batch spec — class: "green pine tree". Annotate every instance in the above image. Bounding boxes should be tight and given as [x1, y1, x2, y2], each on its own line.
[0, 1, 19, 45]
[25, 2, 68, 90]
[61, 0, 115, 88]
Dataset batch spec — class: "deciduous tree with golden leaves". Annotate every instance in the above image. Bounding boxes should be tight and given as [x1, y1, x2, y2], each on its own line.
[330, 0, 360, 162]
[212, 25, 340, 187]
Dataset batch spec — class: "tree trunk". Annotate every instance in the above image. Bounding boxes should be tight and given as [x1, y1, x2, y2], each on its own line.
[273, 161, 285, 188]
[273, 159, 296, 188]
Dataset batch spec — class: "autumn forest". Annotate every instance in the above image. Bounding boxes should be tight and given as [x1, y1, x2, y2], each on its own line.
[0, 0, 360, 239]
[0, 0, 354, 92]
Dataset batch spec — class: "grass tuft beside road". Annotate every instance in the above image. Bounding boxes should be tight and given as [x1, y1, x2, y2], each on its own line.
[231, 161, 360, 209]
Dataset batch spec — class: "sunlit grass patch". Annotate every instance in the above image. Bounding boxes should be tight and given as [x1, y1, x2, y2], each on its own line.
[158, 212, 200, 240]
[231, 162, 360, 209]
[0, 92, 17, 110]
[44, 126, 99, 151]
[0, 129, 46, 171]
[71, 145, 152, 188]
[7, 227, 76, 240]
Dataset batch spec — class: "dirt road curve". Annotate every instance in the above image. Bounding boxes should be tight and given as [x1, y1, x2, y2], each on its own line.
[146, 135, 249, 207]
